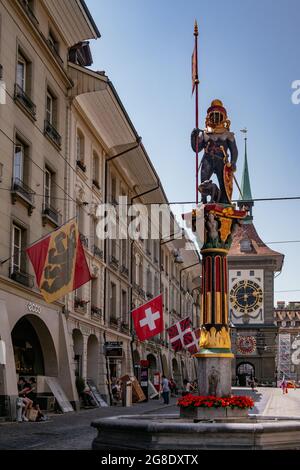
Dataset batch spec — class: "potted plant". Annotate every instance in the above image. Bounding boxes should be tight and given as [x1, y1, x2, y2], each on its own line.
[178, 394, 254, 419]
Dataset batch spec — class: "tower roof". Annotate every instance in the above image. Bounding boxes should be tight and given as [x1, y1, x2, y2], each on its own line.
[228, 221, 284, 271]
[239, 137, 253, 202]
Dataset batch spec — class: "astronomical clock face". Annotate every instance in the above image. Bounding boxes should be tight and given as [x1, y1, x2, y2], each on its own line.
[236, 336, 257, 355]
[229, 270, 264, 324]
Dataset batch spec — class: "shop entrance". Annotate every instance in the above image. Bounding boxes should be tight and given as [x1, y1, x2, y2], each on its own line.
[12, 317, 45, 376]
[237, 362, 255, 386]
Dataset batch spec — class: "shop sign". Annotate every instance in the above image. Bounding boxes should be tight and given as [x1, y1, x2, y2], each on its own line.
[105, 341, 123, 357]
[26, 302, 42, 314]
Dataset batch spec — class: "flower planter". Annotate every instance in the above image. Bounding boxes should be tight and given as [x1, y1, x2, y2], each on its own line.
[180, 406, 248, 420]
[178, 395, 253, 420]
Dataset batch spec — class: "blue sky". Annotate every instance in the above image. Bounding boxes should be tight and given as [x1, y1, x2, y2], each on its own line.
[86, 0, 300, 304]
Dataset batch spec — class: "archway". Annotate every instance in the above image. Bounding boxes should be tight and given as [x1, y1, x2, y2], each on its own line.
[172, 358, 181, 386]
[11, 315, 58, 377]
[72, 329, 83, 378]
[146, 353, 157, 382]
[237, 362, 255, 386]
[87, 334, 99, 384]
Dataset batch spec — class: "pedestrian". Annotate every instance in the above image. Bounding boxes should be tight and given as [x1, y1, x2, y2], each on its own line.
[182, 379, 193, 396]
[17, 377, 33, 421]
[161, 375, 170, 404]
[280, 378, 288, 395]
[250, 377, 257, 392]
[169, 377, 177, 397]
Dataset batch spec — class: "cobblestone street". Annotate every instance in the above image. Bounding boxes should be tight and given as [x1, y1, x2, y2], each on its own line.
[0, 388, 283, 450]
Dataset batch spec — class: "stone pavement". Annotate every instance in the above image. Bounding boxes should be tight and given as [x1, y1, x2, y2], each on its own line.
[0, 397, 179, 450]
[1, 387, 297, 450]
[262, 387, 300, 417]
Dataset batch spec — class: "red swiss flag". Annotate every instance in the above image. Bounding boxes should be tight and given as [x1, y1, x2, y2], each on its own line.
[132, 294, 163, 341]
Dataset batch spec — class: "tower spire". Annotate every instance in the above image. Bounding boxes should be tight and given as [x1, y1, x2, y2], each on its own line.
[238, 128, 253, 221]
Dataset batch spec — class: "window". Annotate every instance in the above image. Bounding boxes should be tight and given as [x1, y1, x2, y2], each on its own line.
[121, 239, 127, 267]
[76, 203, 85, 235]
[146, 269, 152, 294]
[48, 30, 59, 55]
[12, 224, 22, 272]
[14, 142, 24, 181]
[138, 261, 143, 287]
[17, 53, 26, 92]
[250, 270, 255, 276]
[44, 88, 60, 147]
[121, 289, 127, 323]
[46, 91, 53, 124]
[44, 167, 51, 207]
[91, 277, 98, 307]
[110, 282, 117, 319]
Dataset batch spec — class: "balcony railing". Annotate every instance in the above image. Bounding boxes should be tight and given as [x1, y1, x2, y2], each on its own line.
[11, 177, 35, 214]
[91, 305, 102, 320]
[42, 203, 62, 227]
[109, 256, 119, 269]
[121, 322, 130, 334]
[92, 179, 100, 190]
[93, 245, 103, 259]
[138, 287, 146, 299]
[120, 265, 129, 277]
[109, 317, 119, 329]
[133, 282, 140, 293]
[44, 120, 61, 149]
[14, 84, 36, 119]
[10, 267, 34, 288]
[74, 297, 88, 312]
[76, 160, 86, 173]
[17, 0, 39, 27]
[79, 233, 88, 249]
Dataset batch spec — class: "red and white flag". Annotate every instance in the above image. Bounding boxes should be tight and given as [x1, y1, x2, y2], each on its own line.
[185, 328, 201, 355]
[132, 295, 163, 341]
[167, 317, 192, 352]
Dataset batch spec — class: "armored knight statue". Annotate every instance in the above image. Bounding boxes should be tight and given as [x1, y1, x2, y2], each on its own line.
[191, 99, 238, 205]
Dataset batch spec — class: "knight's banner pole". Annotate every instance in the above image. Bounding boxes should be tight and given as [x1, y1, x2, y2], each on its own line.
[192, 20, 199, 204]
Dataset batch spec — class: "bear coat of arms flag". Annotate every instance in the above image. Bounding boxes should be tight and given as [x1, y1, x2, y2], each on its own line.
[132, 294, 163, 341]
[167, 317, 192, 352]
[26, 219, 91, 303]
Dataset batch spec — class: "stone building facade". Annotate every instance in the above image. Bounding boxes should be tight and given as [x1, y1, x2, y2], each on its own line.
[0, 0, 200, 419]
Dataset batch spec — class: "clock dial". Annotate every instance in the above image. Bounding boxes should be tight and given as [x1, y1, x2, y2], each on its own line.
[230, 279, 263, 313]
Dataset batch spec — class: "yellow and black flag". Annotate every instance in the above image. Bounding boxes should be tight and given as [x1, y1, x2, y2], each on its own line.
[26, 219, 91, 303]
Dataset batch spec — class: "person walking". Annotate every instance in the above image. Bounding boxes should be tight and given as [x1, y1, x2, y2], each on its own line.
[280, 378, 288, 395]
[161, 375, 170, 405]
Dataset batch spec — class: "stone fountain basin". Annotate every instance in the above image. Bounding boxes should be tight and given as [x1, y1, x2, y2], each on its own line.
[91, 414, 300, 450]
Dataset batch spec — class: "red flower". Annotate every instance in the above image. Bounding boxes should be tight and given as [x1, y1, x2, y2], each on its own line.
[177, 394, 254, 409]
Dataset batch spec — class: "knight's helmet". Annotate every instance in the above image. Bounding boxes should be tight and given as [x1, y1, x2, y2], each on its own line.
[205, 99, 231, 131]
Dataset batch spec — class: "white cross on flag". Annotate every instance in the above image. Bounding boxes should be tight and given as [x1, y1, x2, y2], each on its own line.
[185, 328, 201, 355]
[167, 317, 192, 352]
[132, 294, 163, 341]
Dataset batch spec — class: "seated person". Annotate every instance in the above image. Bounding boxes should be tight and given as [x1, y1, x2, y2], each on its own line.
[17, 377, 33, 421]
[27, 377, 47, 421]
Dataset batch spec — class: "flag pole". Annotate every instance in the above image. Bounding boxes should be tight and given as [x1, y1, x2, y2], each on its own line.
[194, 20, 199, 205]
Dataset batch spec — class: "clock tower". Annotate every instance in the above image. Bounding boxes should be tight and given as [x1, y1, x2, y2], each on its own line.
[228, 135, 284, 386]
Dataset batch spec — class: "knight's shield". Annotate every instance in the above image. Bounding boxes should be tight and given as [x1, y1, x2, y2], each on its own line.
[223, 163, 233, 202]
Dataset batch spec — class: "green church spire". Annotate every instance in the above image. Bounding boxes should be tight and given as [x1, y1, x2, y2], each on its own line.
[238, 129, 253, 221]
